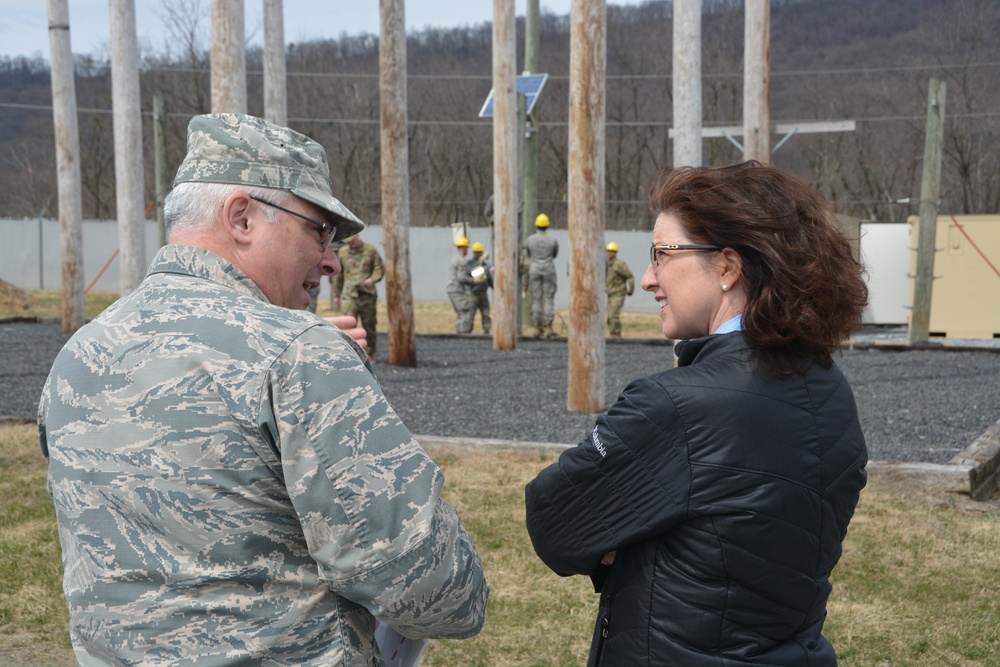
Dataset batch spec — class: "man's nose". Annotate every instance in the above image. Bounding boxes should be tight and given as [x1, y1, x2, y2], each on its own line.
[321, 246, 341, 276]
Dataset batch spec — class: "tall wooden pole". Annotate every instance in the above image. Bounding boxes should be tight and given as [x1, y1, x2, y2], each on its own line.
[109, 0, 146, 294]
[492, 0, 518, 350]
[523, 0, 540, 234]
[567, 0, 606, 413]
[380, 0, 417, 367]
[48, 0, 85, 332]
[211, 0, 247, 113]
[909, 78, 947, 344]
[263, 0, 287, 125]
[742, 0, 769, 163]
[672, 0, 702, 167]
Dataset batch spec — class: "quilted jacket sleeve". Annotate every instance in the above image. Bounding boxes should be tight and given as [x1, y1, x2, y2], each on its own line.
[524, 375, 691, 577]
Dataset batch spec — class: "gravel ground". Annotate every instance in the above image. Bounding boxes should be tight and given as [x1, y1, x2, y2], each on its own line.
[4, 320, 1000, 465]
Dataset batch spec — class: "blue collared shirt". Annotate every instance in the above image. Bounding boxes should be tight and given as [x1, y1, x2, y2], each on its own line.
[712, 315, 742, 335]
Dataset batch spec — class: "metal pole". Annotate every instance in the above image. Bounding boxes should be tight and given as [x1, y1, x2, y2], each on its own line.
[153, 94, 168, 248]
[380, 0, 417, 367]
[909, 78, 947, 343]
[492, 0, 518, 350]
[566, 0, 606, 413]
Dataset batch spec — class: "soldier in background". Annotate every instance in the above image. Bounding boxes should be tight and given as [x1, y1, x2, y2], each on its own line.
[447, 236, 475, 333]
[605, 241, 635, 338]
[525, 213, 559, 338]
[37, 113, 488, 666]
[332, 233, 384, 358]
[467, 241, 493, 334]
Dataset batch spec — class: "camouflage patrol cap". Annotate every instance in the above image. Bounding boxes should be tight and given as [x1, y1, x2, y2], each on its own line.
[173, 113, 364, 241]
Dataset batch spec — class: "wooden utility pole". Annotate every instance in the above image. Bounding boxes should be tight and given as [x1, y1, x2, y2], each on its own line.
[263, 0, 287, 125]
[47, 0, 85, 332]
[742, 0, 770, 163]
[379, 0, 417, 367]
[567, 0, 606, 413]
[492, 0, 518, 350]
[523, 0, 540, 234]
[909, 78, 947, 344]
[153, 95, 168, 248]
[672, 0, 702, 167]
[109, 0, 146, 294]
[211, 0, 247, 113]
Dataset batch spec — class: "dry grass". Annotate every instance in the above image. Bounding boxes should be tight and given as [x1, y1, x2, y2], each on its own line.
[4, 422, 998, 666]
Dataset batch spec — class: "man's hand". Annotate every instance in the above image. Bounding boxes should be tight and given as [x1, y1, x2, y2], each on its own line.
[363, 278, 375, 289]
[325, 315, 367, 350]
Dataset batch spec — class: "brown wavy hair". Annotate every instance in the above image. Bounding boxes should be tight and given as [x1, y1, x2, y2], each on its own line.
[647, 161, 868, 376]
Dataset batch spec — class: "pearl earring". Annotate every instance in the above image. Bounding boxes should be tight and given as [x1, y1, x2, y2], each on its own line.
[722, 284, 729, 292]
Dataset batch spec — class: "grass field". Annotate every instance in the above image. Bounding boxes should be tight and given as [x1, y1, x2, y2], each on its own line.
[3, 422, 998, 666]
[1, 289, 667, 340]
[5, 290, 999, 665]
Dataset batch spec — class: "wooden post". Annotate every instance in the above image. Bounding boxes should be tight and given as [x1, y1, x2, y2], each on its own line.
[567, 0, 606, 413]
[909, 78, 947, 344]
[109, 0, 146, 294]
[211, 0, 247, 113]
[672, 0, 702, 167]
[521, 0, 541, 336]
[492, 0, 518, 350]
[379, 0, 417, 367]
[742, 0, 769, 163]
[263, 0, 287, 126]
[47, 0, 85, 332]
[153, 94, 168, 248]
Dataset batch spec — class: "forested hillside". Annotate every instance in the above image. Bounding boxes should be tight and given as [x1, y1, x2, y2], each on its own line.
[0, 0, 997, 228]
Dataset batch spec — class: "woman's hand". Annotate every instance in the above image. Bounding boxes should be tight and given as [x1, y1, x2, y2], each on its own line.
[601, 550, 617, 566]
[325, 316, 367, 351]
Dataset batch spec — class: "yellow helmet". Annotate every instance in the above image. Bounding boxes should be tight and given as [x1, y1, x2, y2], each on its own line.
[534, 213, 550, 228]
[606, 241, 619, 252]
[471, 241, 485, 253]
[455, 236, 470, 247]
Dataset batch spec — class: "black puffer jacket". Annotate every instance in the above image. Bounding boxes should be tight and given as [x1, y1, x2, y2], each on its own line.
[525, 332, 867, 666]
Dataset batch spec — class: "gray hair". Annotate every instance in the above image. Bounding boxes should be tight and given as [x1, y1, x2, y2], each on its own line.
[163, 182, 292, 241]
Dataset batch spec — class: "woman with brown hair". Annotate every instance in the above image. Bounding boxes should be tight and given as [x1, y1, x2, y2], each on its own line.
[525, 161, 869, 666]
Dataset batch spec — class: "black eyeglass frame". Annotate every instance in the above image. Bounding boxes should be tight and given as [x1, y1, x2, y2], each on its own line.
[649, 243, 724, 269]
[249, 195, 337, 251]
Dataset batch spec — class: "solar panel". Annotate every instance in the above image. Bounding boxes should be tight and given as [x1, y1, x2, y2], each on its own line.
[478, 73, 548, 118]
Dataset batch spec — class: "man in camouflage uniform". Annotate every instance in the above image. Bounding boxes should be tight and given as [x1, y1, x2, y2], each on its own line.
[447, 236, 475, 334]
[605, 241, 635, 338]
[332, 233, 384, 358]
[525, 213, 559, 338]
[37, 113, 488, 667]
[466, 241, 492, 334]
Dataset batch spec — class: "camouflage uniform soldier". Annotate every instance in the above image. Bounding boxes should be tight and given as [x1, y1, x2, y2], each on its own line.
[466, 241, 493, 334]
[332, 234, 384, 357]
[525, 213, 559, 337]
[605, 241, 635, 337]
[38, 114, 488, 667]
[447, 236, 475, 333]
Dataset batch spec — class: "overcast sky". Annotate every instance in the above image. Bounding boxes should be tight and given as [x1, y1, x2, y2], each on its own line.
[0, 1, 644, 61]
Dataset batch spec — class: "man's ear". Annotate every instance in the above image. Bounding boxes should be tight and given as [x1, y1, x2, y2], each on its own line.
[221, 191, 254, 246]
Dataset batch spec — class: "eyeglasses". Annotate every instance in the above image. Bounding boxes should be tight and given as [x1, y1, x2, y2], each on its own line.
[249, 195, 337, 251]
[649, 243, 723, 269]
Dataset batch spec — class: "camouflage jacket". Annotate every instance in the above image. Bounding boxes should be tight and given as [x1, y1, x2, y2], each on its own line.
[606, 257, 635, 296]
[446, 252, 475, 293]
[466, 257, 493, 294]
[38, 244, 488, 666]
[524, 231, 559, 276]
[332, 242, 384, 301]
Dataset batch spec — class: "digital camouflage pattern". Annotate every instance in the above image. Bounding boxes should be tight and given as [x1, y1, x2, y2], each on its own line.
[606, 256, 635, 337]
[446, 252, 474, 334]
[525, 230, 559, 325]
[331, 241, 384, 356]
[38, 244, 488, 666]
[173, 113, 365, 241]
